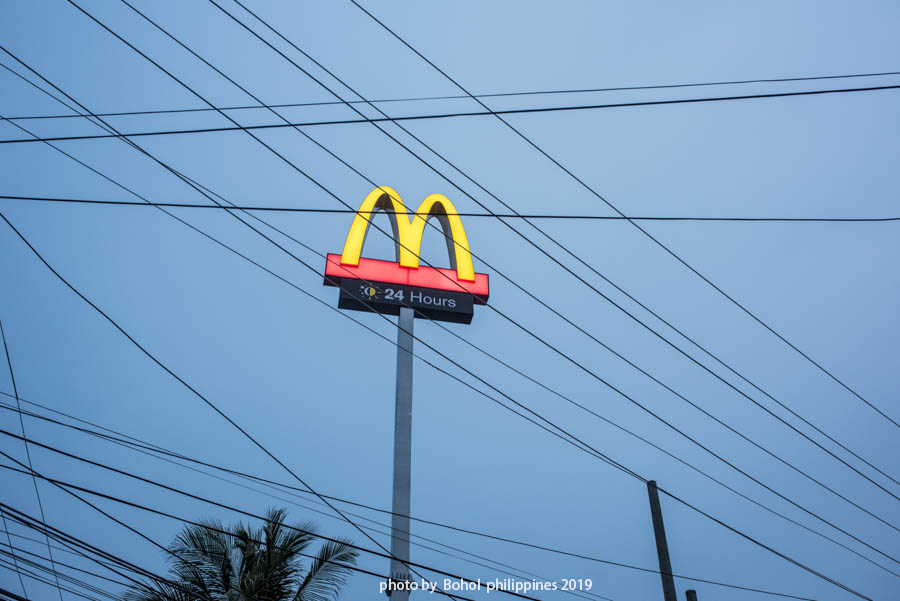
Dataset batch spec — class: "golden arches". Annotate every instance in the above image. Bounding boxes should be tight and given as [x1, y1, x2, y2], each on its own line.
[340, 186, 475, 282]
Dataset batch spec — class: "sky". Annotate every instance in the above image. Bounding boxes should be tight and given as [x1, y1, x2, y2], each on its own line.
[1, 1, 898, 601]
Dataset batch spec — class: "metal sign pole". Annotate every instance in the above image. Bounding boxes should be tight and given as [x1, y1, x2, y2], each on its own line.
[389, 306, 414, 599]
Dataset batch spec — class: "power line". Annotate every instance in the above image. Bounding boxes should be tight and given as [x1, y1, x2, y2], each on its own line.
[0, 503, 279, 601]
[215, 0, 900, 531]
[0, 542, 132, 591]
[0, 463, 542, 601]
[6, 36, 892, 520]
[218, 0, 900, 502]
[0, 547, 124, 601]
[0, 76, 601, 599]
[0, 586, 31, 601]
[0, 436, 825, 601]
[3, 14, 892, 596]
[0, 560, 111, 601]
[1, 51, 892, 601]
[0, 206, 880, 600]
[0, 511, 29, 600]
[7, 17, 896, 591]
[2, 29, 458, 599]
[3, 391, 898, 582]
[4, 394, 895, 593]
[2, 82, 898, 145]
[346, 0, 900, 430]
[0, 320, 65, 601]
[5, 68, 895, 576]
[0, 410, 607, 601]
[2, 194, 898, 222]
[0, 63, 563, 601]
[3, 68, 899, 121]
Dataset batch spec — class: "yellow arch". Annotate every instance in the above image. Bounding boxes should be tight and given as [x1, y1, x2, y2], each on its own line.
[340, 187, 475, 281]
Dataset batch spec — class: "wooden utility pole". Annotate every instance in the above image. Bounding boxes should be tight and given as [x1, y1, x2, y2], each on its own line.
[647, 480, 677, 601]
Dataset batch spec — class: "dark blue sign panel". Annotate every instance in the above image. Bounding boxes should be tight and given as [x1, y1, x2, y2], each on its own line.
[338, 279, 475, 324]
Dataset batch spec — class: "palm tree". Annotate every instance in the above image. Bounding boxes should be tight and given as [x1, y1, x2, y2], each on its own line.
[126, 508, 358, 601]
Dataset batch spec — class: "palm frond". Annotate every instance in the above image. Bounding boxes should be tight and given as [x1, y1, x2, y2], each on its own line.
[167, 518, 237, 598]
[294, 538, 359, 601]
[123, 577, 198, 601]
[126, 508, 356, 601]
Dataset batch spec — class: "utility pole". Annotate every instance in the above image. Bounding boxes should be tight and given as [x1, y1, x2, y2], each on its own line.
[647, 480, 677, 601]
[389, 307, 414, 599]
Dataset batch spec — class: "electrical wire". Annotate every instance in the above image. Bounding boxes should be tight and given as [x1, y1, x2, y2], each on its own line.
[2, 194, 898, 222]
[0, 510, 29, 600]
[0, 586, 30, 601]
[2, 81, 898, 145]
[0, 209, 877, 601]
[2, 27, 455, 597]
[5, 366, 898, 581]
[204, 0, 900, 540]
[0, 542, 132, 590]
[1, 441, 825, 601]
[0, 504, 268, 601]
[0, 549, 122, 601]
[0, 560, 110, 601]
[1, 16, 890, 598]
[0, 320, 65, 601]
[214, 0, 900, 502]
[3, 67, 899, 121]
[0, 72, 578, 599]
[0, 70, 609, 596]
[346, 0, 900, 430]
[4, 77, 895, 578]
[0, 464, 543, 601]
[172, 0, 900, 539]
[2, 395, 892, 595]
[2, 212, 878, 601]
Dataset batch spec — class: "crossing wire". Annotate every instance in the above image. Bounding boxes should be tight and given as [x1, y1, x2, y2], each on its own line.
[3, 14, 896, 582]
[2, 194, 899, 223]
[0, 560, 110, 601]
[0, 410, 608, 601]
[3, 84, 897, 576]
[0, 463, 543, 601]
[214, 0, 900, 497]
[4, 53, 897, 516]
[0, 542, 132, 590]
[3, 10, 892, 593]
[1, 437, 825, 601]
[4, 12, 899, 511]
[0, 320, 65, 601]
[0, 205, 879, 600]
[3, 394, 896, 592]
[346, 0, 900, 430]
[0, 510, 28, 600]
[0, 74, 581, 600]
[0, 79, 609, 599]
[202, 0, 900, 521]
[3, 23, 459, 599]
[3, 68, 899, 121]
[2, 502, 402, 601]
[2, 82, 899, 145]
[0, 550, 122, 601]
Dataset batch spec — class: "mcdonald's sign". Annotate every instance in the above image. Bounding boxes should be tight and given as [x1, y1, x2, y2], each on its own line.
[324, 187, 489, 324]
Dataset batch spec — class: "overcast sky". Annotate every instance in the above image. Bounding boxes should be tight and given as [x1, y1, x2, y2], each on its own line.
[1, 2, 898, 601]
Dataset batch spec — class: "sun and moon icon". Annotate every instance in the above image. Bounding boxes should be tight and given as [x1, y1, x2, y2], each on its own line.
[359, 284, 381, 300]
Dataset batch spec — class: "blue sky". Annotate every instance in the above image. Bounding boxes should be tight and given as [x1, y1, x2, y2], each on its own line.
[1, 1, 898, 600]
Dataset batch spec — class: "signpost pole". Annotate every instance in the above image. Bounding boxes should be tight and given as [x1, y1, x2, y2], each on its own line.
[647, 480, 677, 601]
[389, 307, 414, 599]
